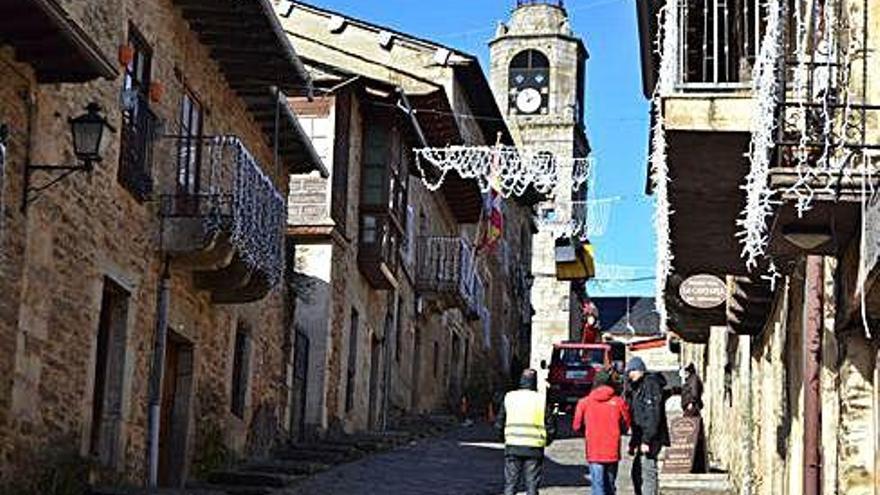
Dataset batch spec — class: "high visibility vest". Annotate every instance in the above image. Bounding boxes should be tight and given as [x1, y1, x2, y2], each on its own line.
[504, 389, 547, 448]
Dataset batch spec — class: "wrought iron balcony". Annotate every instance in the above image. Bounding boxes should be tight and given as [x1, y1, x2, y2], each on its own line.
[160, 136, 285, 304]
[674, 0, 766, 89]
[416, 236, 478, 311]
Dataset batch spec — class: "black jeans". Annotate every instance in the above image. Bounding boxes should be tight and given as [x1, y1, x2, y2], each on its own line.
[504, 455, 543, 495]
[632, 452, 659, 495]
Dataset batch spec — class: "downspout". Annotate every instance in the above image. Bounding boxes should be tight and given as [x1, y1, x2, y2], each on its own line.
[743, 335, 754, 495]
[804, 255, 824, 495]
[146, 257, 171, 487]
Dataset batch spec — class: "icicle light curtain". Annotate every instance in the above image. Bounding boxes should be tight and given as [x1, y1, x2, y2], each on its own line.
[649, 0, 678, 332]
[202, 137, 286, 288]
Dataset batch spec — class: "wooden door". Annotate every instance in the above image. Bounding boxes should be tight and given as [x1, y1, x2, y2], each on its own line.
[368, 336, 381, 430]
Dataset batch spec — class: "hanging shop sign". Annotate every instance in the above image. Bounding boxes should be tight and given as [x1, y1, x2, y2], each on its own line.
[679, 274, 726, 309]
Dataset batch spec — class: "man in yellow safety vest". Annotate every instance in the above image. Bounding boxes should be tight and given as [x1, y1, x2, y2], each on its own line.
[494, 369, 557, 495]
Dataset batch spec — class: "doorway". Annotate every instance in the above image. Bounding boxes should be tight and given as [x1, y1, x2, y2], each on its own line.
[368, 335, 381, 430]
[158, 330, 194, 487]
[290, 330, 309, 440]
[89, 278, 130, 468]
[410, 327, 421, 412]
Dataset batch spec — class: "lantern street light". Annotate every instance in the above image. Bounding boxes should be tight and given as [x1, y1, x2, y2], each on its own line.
[22, 102, 114, 212]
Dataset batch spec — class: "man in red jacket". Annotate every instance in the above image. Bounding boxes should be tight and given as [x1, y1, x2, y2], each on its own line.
[572, 369, 631, 495]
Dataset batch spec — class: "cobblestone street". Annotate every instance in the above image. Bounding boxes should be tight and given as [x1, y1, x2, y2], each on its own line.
[284, 422, 633, 495]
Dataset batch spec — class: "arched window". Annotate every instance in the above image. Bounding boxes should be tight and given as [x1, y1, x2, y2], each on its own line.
[510, 49, 550, 72]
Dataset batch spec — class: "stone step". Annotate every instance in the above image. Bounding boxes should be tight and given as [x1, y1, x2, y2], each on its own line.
[660, 473, 734, 494]
[206, 470, 297, 488]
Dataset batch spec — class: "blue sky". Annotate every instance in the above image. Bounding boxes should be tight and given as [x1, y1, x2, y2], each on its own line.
[308, 0, 655, 296]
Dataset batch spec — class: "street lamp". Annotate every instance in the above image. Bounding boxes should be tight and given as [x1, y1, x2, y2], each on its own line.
[69, 102, 110, 168]
[22, 102, 114, 212]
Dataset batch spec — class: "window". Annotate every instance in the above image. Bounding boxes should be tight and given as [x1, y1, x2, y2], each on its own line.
[432, 341, 439, 378]
[177, 88, 203, 198]
[362, 125, 389, 207]
[118, 26, 157, 200]
[231, 325, 250, 418]
[345, 309, 359, 413]
[90, 278, 130, 467]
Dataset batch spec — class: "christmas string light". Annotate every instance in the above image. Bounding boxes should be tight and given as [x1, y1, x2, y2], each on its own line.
[202, 136, 286, 288]
[413, 146, 592, 199]
[648, 0, 678, 331]
[737, 0, 783, 269]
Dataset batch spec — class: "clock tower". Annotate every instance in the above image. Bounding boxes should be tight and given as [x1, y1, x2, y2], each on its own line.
[490, 0, 590, 387]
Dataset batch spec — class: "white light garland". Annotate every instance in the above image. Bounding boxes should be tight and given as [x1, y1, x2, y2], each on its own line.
[649, 0, 678, 332]
[413, 146, 592, 198]
[202, 137, 286, 288]
[536, 197, 619, 238]
[737, 0, 783, 270]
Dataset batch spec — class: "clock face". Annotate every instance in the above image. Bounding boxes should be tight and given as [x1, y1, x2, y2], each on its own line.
[516, 87, 543, 114]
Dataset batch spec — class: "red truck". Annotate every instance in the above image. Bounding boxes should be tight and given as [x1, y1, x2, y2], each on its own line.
[541, 342, 611, 412]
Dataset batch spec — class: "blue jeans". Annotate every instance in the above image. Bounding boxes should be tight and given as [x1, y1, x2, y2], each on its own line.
[589, 462, 619, 495]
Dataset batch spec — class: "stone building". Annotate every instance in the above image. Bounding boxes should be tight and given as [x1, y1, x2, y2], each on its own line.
[278, 1, 536, 436]
[489, 0, 591, 389]
[0, 0, 323, 488]
[637, 0, 880, 492]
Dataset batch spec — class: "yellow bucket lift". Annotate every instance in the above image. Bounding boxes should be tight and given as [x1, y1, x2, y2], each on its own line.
[554, 236, 596, 281]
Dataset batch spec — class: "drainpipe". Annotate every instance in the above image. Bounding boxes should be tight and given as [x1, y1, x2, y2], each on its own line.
[743, 335, 754, 495]
[803, 255, 823, 495]
[146, 258, 171, 487]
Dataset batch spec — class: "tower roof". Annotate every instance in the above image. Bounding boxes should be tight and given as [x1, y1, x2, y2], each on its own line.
[515, 0, 566, 10]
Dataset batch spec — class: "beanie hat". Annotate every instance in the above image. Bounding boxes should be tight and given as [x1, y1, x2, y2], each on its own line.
[625, 357, 647, 373]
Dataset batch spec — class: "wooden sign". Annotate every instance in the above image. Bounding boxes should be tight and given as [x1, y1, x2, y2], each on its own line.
[663, 416, 701, 474]
[679, 274, 726, 309]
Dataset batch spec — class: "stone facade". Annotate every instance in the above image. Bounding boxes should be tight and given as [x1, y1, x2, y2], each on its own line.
[489, 2, 590, 390]
[283, 1, 535, 435]
[0, 0, 319, 487]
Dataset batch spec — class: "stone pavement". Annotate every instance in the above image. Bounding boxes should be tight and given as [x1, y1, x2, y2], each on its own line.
[281, 421, 635, 495]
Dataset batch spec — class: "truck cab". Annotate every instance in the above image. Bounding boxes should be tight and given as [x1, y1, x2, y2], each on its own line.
[541, 342, 611, 412]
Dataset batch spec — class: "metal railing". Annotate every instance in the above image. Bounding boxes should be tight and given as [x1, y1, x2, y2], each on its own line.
[159, 135, 286, 285]
[676, 0, 767, 88]
[416, 236, 478, 309]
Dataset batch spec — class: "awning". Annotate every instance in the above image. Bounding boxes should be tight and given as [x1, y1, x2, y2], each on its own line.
[173, 0, 325, 176]
[0, 0, 116, 83]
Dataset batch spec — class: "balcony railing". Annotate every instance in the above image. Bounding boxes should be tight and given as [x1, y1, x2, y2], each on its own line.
[160, 135, 285, 304]
[675, 0, 767, 88]
[416, 236, 478, 311]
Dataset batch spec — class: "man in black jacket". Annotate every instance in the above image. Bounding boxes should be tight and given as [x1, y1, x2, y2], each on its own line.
[625, 357, 669, 495]
[494, 369, 558, 495]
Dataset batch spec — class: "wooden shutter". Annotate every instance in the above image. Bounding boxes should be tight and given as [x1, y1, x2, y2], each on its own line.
[331, 91, 352, 231]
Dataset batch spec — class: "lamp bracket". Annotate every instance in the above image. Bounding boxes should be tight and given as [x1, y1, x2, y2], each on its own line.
[21, 161, 93, 213]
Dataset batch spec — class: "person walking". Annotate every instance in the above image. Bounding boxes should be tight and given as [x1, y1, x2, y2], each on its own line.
[495, 369, 557, 495]
[572, 369, 631, 495]
[625, 357, 670, 495]
[680, 363, 703, 418]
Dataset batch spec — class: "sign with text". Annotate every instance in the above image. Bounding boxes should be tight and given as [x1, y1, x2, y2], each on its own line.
[663, 416, 701, 474]
[679, 274, 726, 309]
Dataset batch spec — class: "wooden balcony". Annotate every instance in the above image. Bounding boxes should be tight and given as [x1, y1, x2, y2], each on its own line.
[416, 236, 478, 311]
[357, 213, 400, 290]
[160, 136, 285, 304]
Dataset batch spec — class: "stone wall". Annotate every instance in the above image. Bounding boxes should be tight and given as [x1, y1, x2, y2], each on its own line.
[0, 0, 294, 484]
